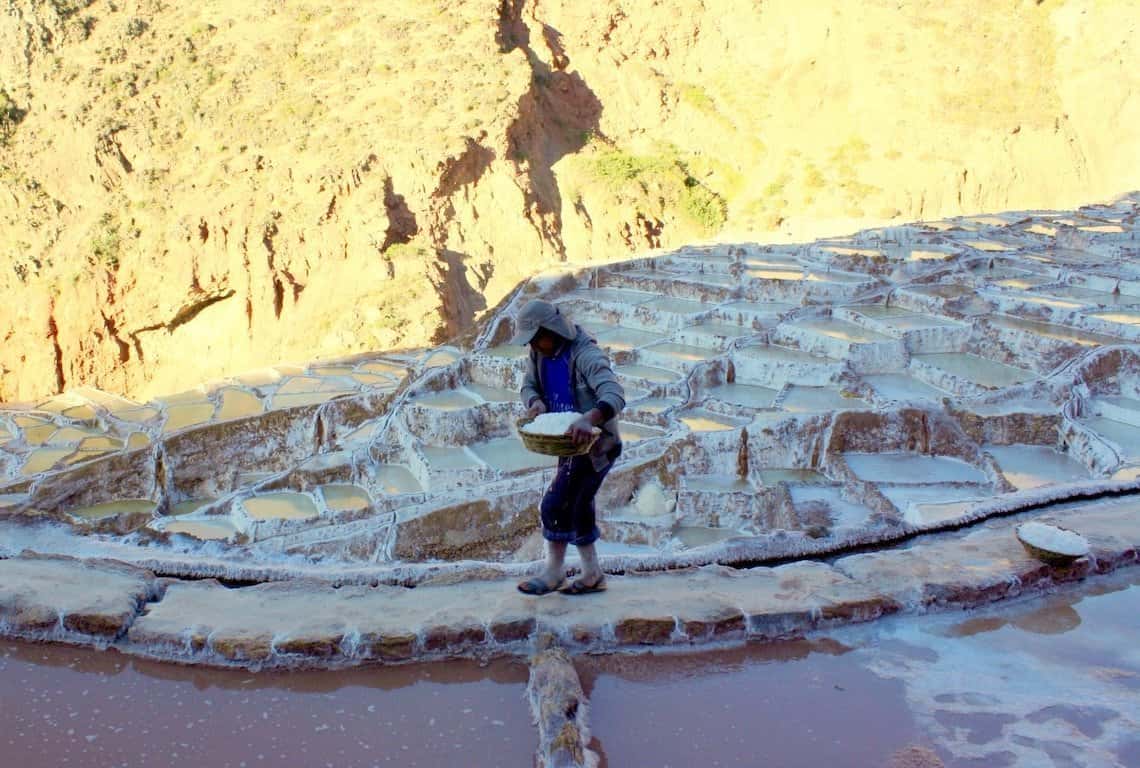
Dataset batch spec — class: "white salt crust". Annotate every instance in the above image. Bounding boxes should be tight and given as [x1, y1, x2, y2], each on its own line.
[1017, 521, 1090, 556]
[522, 412, 583, 435]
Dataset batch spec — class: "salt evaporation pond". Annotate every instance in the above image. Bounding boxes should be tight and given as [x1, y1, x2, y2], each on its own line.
[0, 648, 532, 768]
[585, 571, 1140, 768]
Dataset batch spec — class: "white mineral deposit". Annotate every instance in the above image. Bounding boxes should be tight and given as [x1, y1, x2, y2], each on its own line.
[522, 412, 584, 435]
[1017, 521, 1091, 558]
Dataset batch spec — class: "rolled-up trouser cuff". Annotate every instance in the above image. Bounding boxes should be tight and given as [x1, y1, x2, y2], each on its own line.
[542, 525, 600, 546]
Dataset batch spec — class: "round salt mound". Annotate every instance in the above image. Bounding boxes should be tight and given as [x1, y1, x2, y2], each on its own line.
[522, 412, 583, 436]
[1016, 521, 1089, 559]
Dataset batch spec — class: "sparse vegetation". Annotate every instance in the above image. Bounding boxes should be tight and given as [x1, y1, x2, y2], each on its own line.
[0, 89, 27, 144]
[678, 83, 716, 113]
[587, 146, 727, 234]
[680, 178, 727, 233]
[89, 213, 122, 271]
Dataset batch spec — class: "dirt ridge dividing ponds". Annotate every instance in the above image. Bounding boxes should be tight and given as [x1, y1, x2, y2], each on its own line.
[1, 494, 1137, 670]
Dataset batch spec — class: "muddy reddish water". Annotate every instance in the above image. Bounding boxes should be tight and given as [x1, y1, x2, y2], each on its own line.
[0, 649, 533, 767]
[580, 638, 926, 767]
[584, 571, 1140, 768]
[2, 572, 1138, 767]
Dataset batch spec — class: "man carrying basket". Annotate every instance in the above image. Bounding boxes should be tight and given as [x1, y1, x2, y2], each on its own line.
[511, 299, 625, 595]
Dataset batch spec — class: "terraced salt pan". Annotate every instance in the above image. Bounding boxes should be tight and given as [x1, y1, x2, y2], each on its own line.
[20, 448, 73, 475]
[844, 454, 987, 485]
[878, 485, 989, 524]
[787, 486, 873, 531]
[993, 276, 1051, 290]
[639, 342, 718, 370]
[1091, 395, 1140, 427]
[1080, 417, 1140, 458]
[985, 445, 1091, 491]
[614, 364, 681, 384]
[986, 316, 1125, 346]
[746, 267, 803, 281]
[594, 327, 668, 351]
[904, 499, 978, 525]
[673, 525, 741, 550]
[618, 422, 667, 444]
[171, 498, 215, 516]
[861, 374, 949, 402]
[704, 383, 779, 409]
[715, 301, 796, 325]
[270, 389, 356, 410]
[564, 287, 661, 306]
[242, 493, 319, 521]
[679, 410, 745, 433]
[865, 313, 966, 333]
[680, 321, 759, 343]
[163, 518, 240, 541]
[409, 389, 481, 411]
[420, 445, 483, 472]
[475, 344, 528, 360]
[683, 476, 755, 492]
[781, 386, 866, 413]
[783, 318, 893, 344]
[67, 499, 156, 520]
[759, 469, 831, 486]
[736, 344, 838, 365]
[911, 353, 1036, 389]
[643, 296, 714, 315]
[1087, 309, 1140, 326]
[318, 484, 373, 512]
[627, 397, 681, 414]
[464, 383, 517, 403]
[804, 270, 871, 284]
[993, 291, 1087, 311]
[371, 464, 423, 495]
[1035, 285, 1134, 306]
[215, 387, 264, 421]
[470, 437, 557, 473]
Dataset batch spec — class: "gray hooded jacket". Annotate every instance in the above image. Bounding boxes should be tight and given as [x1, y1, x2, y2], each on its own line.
[521, 326, 625, 471]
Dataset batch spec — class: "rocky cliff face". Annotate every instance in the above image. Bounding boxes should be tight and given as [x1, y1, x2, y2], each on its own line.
[2, 0, 1138, 402]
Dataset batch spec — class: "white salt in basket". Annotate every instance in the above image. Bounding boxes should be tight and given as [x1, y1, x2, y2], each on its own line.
[516, 413, 600, 457]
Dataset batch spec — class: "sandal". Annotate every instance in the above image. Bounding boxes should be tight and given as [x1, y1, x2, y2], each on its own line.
[559, 576, 607, 595]
[517, 576, 565, 596]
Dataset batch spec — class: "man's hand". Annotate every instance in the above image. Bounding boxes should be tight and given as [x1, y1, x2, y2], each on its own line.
[566, 417, 595, 446]
[526, 400, 547, 419]
[566, 408, 603, 447]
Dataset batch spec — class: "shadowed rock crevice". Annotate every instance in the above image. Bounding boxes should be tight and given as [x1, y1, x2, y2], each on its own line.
[380, 176, 418, 251]
[429, 249, 491, 343]
[501, 2, 603, 261]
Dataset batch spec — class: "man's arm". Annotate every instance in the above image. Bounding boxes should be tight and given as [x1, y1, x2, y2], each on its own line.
[520, 349, 545, 417]
[579, 346, 625, 420]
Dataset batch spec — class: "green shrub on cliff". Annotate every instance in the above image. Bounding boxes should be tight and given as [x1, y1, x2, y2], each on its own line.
[589, 147, 727, 235]
[0, 88, 27, 144]
[681, 179, 727, 234]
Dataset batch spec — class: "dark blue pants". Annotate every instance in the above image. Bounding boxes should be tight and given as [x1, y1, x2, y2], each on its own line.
[539, 448, 619, 546]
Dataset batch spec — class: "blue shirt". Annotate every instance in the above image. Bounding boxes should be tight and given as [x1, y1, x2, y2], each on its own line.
[541, 344, 575, 413]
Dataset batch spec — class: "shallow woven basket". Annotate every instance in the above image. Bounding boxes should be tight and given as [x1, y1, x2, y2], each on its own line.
[1015, 525, 1086, 566]
[516, 416, 600, 457]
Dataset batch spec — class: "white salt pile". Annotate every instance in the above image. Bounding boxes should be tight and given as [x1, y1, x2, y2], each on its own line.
[522, 412, 583, 435]
[1016, 521, 1090, 557]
